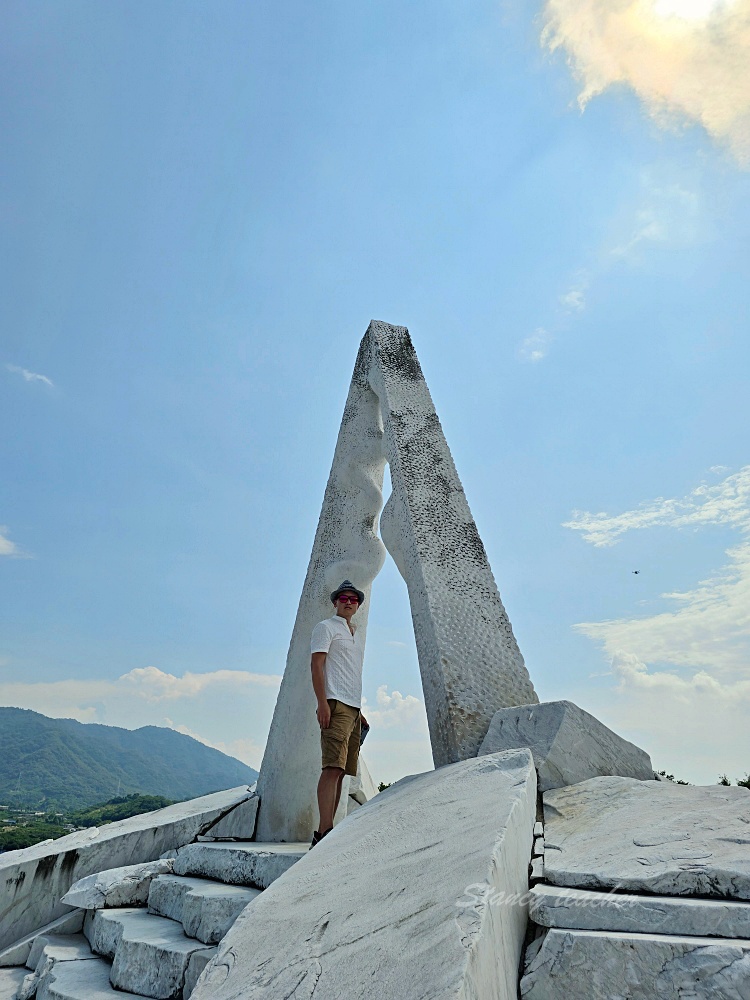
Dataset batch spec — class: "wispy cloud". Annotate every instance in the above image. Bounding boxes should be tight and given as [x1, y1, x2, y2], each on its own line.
[523, 167, 704, 360]
[609, 177, 701, 259]
[567, 466, 750, 674]
[559, 271, 589, 311]
[566, 465, 750, 781]
[564, 465, 750, 546]
[541, 0, 750, 166]
[121, 665, 281, 701]
[517, 327, 553, 363]
[579, 648, 750, 783]
[0, 526, 28, 559]
[6, 364, 54, 388]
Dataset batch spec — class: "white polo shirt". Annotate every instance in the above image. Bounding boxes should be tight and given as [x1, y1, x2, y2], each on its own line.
[310, 614, 364, 709]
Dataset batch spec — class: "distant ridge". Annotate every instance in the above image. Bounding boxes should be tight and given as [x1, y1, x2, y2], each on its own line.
[0, 707, 258, 810]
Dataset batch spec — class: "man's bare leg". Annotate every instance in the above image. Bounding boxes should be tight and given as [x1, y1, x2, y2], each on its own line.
[316, 766, 344, 834]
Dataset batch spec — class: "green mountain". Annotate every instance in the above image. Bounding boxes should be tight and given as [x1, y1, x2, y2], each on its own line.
[0, 707, 258, 811]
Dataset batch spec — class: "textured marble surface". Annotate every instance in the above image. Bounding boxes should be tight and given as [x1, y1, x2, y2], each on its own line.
[85, 908, 207, 998]
[256, 321, 536, 841]
[35, 957, 141, 1000]
[18, 935, 96, 1000]
[530, 884, 750, 938]
[61, 860, 174, 909]
[197, 797, 258, 842]
[0, 786, 252, 953]
[544, 776, 750, 899]
[148, 874, 260, 944]
[193, 751, 536, 1000]
[0, 968, 26, 1000]
[183, 949, 216, 1000]
[479, 700, 653, 790]
[521, 927, 750, 999]
[171, 842, 306, 890]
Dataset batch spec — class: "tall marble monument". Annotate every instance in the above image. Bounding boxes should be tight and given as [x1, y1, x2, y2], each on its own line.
[255, 321, 537, 842]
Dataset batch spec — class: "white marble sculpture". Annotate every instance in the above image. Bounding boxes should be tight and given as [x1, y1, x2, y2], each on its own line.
[255, 320, 537, 842]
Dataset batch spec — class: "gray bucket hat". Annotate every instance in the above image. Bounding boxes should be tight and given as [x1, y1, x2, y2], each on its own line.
[330, 580, 365, 605]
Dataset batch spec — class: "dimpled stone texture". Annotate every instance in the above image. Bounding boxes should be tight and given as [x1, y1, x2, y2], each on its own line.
[256, 321, 537, 840]
[370, 322, 537, 764]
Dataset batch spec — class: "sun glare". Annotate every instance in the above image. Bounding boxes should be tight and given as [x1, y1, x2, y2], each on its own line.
[653, 0, 734, 19]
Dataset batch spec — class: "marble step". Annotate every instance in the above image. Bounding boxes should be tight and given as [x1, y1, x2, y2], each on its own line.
[183, 949, 216, 1000]
[25, 934, 94, 972]
[171, 842, 306, 890]
[19, 935, 97, 1000]
[148, 875, 260, 944]
[0, 968, 26, 1000]
[521, 927, 750, 999]
[35, 958, 142, 1000]
[529, 884, 750, 939]
[84, 909, 208, 1000]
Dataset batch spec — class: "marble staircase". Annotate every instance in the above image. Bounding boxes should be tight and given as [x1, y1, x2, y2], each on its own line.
[3, 843, 307, 1000]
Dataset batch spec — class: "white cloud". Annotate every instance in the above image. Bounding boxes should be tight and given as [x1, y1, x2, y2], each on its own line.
[517, 327, 553, 363]
[0, 666, 281, 770]
[610, 177, 702, 259]
[541, 0, 750, 166]
[576, 539, 750, 673]
[573, 652, 750, 783]
[610, 211, 666, 258]
[566, 465, 750, 780]
[560, 289, 585, 311]
[0, 526, 28, 559]
[559, 271, 590, 311]
[564, 465, 750, 546]
[120, 665, 280, 701]
[362, 684, 428, 731]
[6, 364, 54, 387]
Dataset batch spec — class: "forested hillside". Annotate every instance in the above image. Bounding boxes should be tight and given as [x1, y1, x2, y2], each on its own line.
[0, 707, 257, 810]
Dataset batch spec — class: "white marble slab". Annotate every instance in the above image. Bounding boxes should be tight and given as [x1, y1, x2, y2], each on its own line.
[61, 860, 174, 909]
[479, 700, 653, 791]
[530, 884, 750, 938]
[521, 927, 750, 999]
[0, 786, 253, 952]
[192, 751, 536, 1000]
[543, 776, 750, 899]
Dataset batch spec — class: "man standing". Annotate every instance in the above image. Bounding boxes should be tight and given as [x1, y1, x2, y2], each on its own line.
[309, 580, 368, 848]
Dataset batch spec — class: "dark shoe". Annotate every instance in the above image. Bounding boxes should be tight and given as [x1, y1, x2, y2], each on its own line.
[309, 828, 331, 850]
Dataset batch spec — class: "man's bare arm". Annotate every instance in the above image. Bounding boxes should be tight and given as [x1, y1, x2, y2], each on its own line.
[311, 652, 330, 729]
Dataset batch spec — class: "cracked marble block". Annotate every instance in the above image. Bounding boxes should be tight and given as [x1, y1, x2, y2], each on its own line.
[543, 776, 750, 899]
[256, 321, 536, 842]
[521, 928, 750, 1000]
[192, 752, 537, 1000]
[478, 700, 653, 791]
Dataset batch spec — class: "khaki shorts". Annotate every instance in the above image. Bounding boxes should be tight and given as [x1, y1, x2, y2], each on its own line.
[321, 699, 361, 776]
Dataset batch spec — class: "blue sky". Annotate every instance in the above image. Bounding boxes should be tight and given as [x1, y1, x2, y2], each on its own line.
[2, 0, 748, 787]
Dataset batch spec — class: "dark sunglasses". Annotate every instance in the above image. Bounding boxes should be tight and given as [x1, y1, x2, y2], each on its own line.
[336, 595, 359, 604]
